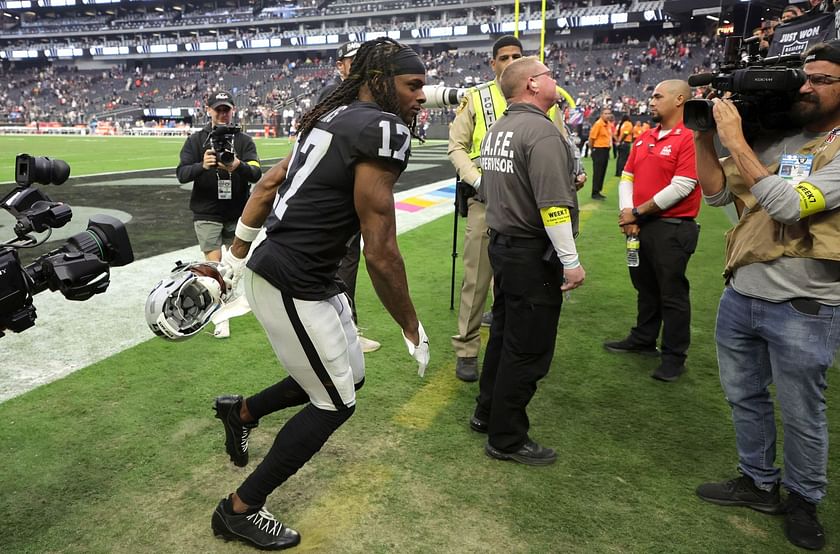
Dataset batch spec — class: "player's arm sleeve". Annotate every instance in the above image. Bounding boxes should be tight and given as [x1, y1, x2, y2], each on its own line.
[448, 98, 481, 186]
[176, 134, 204, 183]
[751, 153, 840, 224]
[618, 143, 637, 210]
[541, 206, 579, 268]
[236, 137, 262, 183]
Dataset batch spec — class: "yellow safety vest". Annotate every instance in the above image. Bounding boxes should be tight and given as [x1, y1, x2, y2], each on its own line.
[468, 81, 575, 160]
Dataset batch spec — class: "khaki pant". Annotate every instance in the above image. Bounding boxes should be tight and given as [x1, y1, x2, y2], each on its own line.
[451, 197, 493, 358]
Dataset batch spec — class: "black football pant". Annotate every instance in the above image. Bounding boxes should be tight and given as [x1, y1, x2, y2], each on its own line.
[591, 147, 610, 196]
[628, 218, 699, 368]
[237, 403, 354, 507]
[475, 233, 563, 453]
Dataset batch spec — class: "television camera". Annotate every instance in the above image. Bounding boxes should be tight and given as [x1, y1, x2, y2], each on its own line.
[206, 124, 242, 165]
[0, 154, 134, 337]
[684, 36, 805, 136]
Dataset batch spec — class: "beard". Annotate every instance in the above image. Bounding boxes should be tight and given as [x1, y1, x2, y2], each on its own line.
[651, 112, 662, 123]
[789, 93, 821, 127]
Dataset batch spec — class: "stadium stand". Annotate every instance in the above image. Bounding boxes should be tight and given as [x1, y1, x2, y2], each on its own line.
[0, 0, 705, 135]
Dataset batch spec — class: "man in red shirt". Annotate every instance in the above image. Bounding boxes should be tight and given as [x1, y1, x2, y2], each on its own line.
[604, 79, 700, 382]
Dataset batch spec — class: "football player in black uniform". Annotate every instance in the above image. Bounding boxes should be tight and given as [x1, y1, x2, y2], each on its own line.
[210, 38, 430, 550]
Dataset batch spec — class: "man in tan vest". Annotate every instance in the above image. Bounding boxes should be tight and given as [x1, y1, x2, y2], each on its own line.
[693, 40, 840, 551]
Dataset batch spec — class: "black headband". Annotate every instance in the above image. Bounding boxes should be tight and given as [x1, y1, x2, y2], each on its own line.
[390, 47, 425, 75]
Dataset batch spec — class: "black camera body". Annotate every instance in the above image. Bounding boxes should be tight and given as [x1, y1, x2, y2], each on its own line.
[684, 36, 805, 137]
[207, 124, 242, 166]
[0, 154, 134, 336]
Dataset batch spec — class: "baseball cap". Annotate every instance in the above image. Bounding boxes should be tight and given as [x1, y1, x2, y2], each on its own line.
[207, 90, 235, 109]
[337, 41, 360, 60]
[803, 39, 840, 65]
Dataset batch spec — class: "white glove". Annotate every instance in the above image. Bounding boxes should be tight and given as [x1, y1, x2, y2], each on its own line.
[402, 321, 430, 377]
[220, 245, 247, 293]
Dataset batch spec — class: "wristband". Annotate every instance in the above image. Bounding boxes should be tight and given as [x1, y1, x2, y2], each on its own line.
[235, 218, 261, 242]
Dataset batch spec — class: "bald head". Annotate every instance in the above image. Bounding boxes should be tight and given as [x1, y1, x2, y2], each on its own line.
[499, 56, 543, 100]
[649, 79, 690, 128]
[660, 79, 691, 101]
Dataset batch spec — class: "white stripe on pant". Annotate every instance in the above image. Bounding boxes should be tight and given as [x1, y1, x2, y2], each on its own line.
[244, 269, 364, 411]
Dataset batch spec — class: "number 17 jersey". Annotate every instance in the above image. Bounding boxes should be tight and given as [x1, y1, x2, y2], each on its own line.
[248, 101, 412, 300]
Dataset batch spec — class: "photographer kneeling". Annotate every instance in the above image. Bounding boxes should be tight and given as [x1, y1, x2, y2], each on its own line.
[694, 41, 840, 551]
[177, 90, 262, 338]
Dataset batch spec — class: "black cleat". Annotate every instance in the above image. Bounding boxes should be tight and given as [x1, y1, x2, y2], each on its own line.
[212, 499, 301, 550]
[214, 395, 258, 467]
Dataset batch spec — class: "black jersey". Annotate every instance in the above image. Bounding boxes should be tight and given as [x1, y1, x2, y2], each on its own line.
[248, 101, 412, 300]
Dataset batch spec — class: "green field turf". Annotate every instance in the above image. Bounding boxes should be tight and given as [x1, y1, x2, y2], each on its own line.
[0, 135, 294, 179]
[2, 159, 837, 553]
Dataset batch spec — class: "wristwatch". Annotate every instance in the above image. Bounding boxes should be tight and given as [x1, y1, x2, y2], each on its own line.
[631, 207, 641, 219]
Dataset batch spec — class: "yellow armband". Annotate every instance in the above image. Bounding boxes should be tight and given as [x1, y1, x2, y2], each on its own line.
[540, 206, 571, 227]
[795, 182, 826, 218]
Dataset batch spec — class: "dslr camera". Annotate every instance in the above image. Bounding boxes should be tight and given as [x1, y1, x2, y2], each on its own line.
[684, 36, 805, 138]
[207, 124, 242, 165]
[0, 154, 134, 336]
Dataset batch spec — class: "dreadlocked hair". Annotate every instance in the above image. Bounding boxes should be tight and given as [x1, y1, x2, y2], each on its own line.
[298, 37, 418, 138]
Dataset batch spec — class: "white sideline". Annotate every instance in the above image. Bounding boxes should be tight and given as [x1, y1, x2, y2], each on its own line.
[0, 179, 455, 403]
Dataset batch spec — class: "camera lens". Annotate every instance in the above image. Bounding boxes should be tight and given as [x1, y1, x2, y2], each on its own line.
[218, 150, 235, 165]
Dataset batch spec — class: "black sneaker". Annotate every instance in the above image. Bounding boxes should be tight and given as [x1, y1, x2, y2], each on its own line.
[603, 337, 659, 357]
[214, 395, 258, 467]
[212, 498, 301, 550]
[784, 492, 825, 550]
[485, 439, 557, 466]
[651, 363, 686, 382]
[695, 475, 782, 514]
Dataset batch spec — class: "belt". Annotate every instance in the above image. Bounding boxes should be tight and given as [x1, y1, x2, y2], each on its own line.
[658, 217, 695, 224]
[489, 230, 549, 248]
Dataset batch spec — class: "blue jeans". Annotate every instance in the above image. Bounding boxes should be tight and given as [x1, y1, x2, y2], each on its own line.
[716, 287, 840, 504]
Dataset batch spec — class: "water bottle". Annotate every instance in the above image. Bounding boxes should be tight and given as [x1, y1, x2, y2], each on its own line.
[626, 235, 640, 267]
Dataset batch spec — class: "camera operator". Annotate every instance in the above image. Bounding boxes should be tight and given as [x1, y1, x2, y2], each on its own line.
[448, 35, 583, 382]
[176, 91, 262, 338]
[693, 41, 840, 551]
